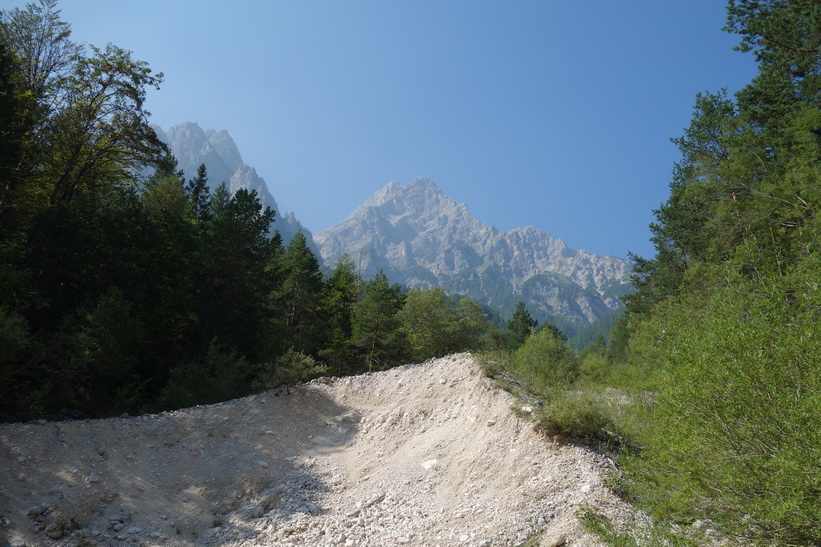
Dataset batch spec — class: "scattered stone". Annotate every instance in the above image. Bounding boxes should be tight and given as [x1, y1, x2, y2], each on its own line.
[548, 535, 567, 546]
[26, 504, 47, 517]
[363, 492, 385, 509]
[45, 523, 63, 539]
[0, 354, 640, 547]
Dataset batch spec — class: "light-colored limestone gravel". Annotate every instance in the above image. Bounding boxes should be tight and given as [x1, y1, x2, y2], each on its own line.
[0, 354, 639, 546]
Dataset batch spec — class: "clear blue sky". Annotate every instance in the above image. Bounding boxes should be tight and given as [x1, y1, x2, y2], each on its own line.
[45, 0, 758, 258]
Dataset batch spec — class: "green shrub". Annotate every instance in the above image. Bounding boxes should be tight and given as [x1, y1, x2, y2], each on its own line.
[623, 274, 821, 544]
[510, 326, 580, 393]
[253, 348, 329, 392]
[538, 389, 615, 441]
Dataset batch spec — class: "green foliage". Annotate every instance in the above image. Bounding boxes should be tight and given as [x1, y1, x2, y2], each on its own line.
[623, 271, 821, 544]
[510, 325, 579, 392]
[20, 287, 146, 417]
[350, 270, 407, 370]
[571, 309, 623, 349]
[578, 341, 609, 384]
[504, 301, 538, 350]
[398, 287, 463, 362]
[159, 341, 254, 410]
[253, 348, 329, 393]
[318, 253, 359, 374]
[611, 3, 821, 542]
[456, 297, 494, 351]
[199, 181, 276, 357]
[537, 390, 614, 441]
[277, 231, 324, 354]
[578, 504, 704, 547]
[186, 163, 211, 224]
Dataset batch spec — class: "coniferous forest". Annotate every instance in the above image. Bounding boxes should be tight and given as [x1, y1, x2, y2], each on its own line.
[1, 1, 820, 544]
[0, 1, 514, 421]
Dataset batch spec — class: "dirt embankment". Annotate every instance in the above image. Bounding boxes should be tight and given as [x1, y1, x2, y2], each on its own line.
[0, 354, 637, 546]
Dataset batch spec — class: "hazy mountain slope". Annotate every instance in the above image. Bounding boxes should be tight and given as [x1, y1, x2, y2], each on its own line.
[315, 178, 632, 326]
[155, 123, 312, 247]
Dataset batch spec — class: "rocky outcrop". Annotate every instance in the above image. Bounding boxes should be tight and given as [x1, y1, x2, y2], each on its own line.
[315, 178, 632, 325]
[155, 123, 313, 248]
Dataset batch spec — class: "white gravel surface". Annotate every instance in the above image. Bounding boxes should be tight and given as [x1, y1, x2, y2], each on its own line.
[0, 353, 638, 546]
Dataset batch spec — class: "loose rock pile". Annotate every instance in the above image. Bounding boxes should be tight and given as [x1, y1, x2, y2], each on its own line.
[0, 354, 637, 546]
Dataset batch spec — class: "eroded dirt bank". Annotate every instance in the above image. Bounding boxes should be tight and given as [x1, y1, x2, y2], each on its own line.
[0, 354, 636, 546]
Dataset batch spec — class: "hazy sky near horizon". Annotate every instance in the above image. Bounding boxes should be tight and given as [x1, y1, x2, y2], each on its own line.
[39, 1, 758, 258]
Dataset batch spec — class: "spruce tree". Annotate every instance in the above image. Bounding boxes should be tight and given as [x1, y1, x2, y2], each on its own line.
[319, 253, 359, 373]
[350, 271, 406, 371]
[505, 301, 538, 350]
[278, 231, 324, 355]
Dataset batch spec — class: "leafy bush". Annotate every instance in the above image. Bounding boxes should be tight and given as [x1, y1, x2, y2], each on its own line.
[623, 273, 821, 544]
[510, 326, 579, 393]
[253, 348, 329, 392]
[537, 389, 615, 441]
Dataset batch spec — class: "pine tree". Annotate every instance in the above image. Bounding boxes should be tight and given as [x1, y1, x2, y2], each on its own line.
[186, 164, 211, 225]
[278, 231, 323, 354]
[350, 271, 406, 371]
[319, 253, 359, 373]
[505, 301, 538, 350]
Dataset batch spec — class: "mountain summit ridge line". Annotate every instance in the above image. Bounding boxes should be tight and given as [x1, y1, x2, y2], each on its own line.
[316, 177, 632, 326]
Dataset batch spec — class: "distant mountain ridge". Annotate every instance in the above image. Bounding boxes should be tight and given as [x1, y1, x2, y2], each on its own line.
[315, 178, 632, 328]
[154, 122, 312, 246]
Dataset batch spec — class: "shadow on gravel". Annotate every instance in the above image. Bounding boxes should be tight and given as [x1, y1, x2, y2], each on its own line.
[0, 382, 358, 546]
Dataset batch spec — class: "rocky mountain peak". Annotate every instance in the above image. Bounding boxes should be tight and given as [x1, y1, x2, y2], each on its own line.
[316, 178, 632, 329]
[156, 122, 315, 249]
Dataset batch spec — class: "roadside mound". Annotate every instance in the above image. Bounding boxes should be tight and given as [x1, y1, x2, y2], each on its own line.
[0, 354, 636, 546]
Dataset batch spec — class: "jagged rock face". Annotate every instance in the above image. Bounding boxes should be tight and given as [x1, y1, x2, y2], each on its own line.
[315, 178, 632, 324]
[155, 122, 313, 248]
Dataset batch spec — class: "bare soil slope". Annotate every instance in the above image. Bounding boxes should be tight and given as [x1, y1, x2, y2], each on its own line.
[0, 354, 636, 546]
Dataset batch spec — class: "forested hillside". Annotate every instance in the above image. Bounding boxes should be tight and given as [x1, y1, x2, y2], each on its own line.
[620, 1, 820, 541]
[0, 1, 531, 422]
[486, 1, 819, 544]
